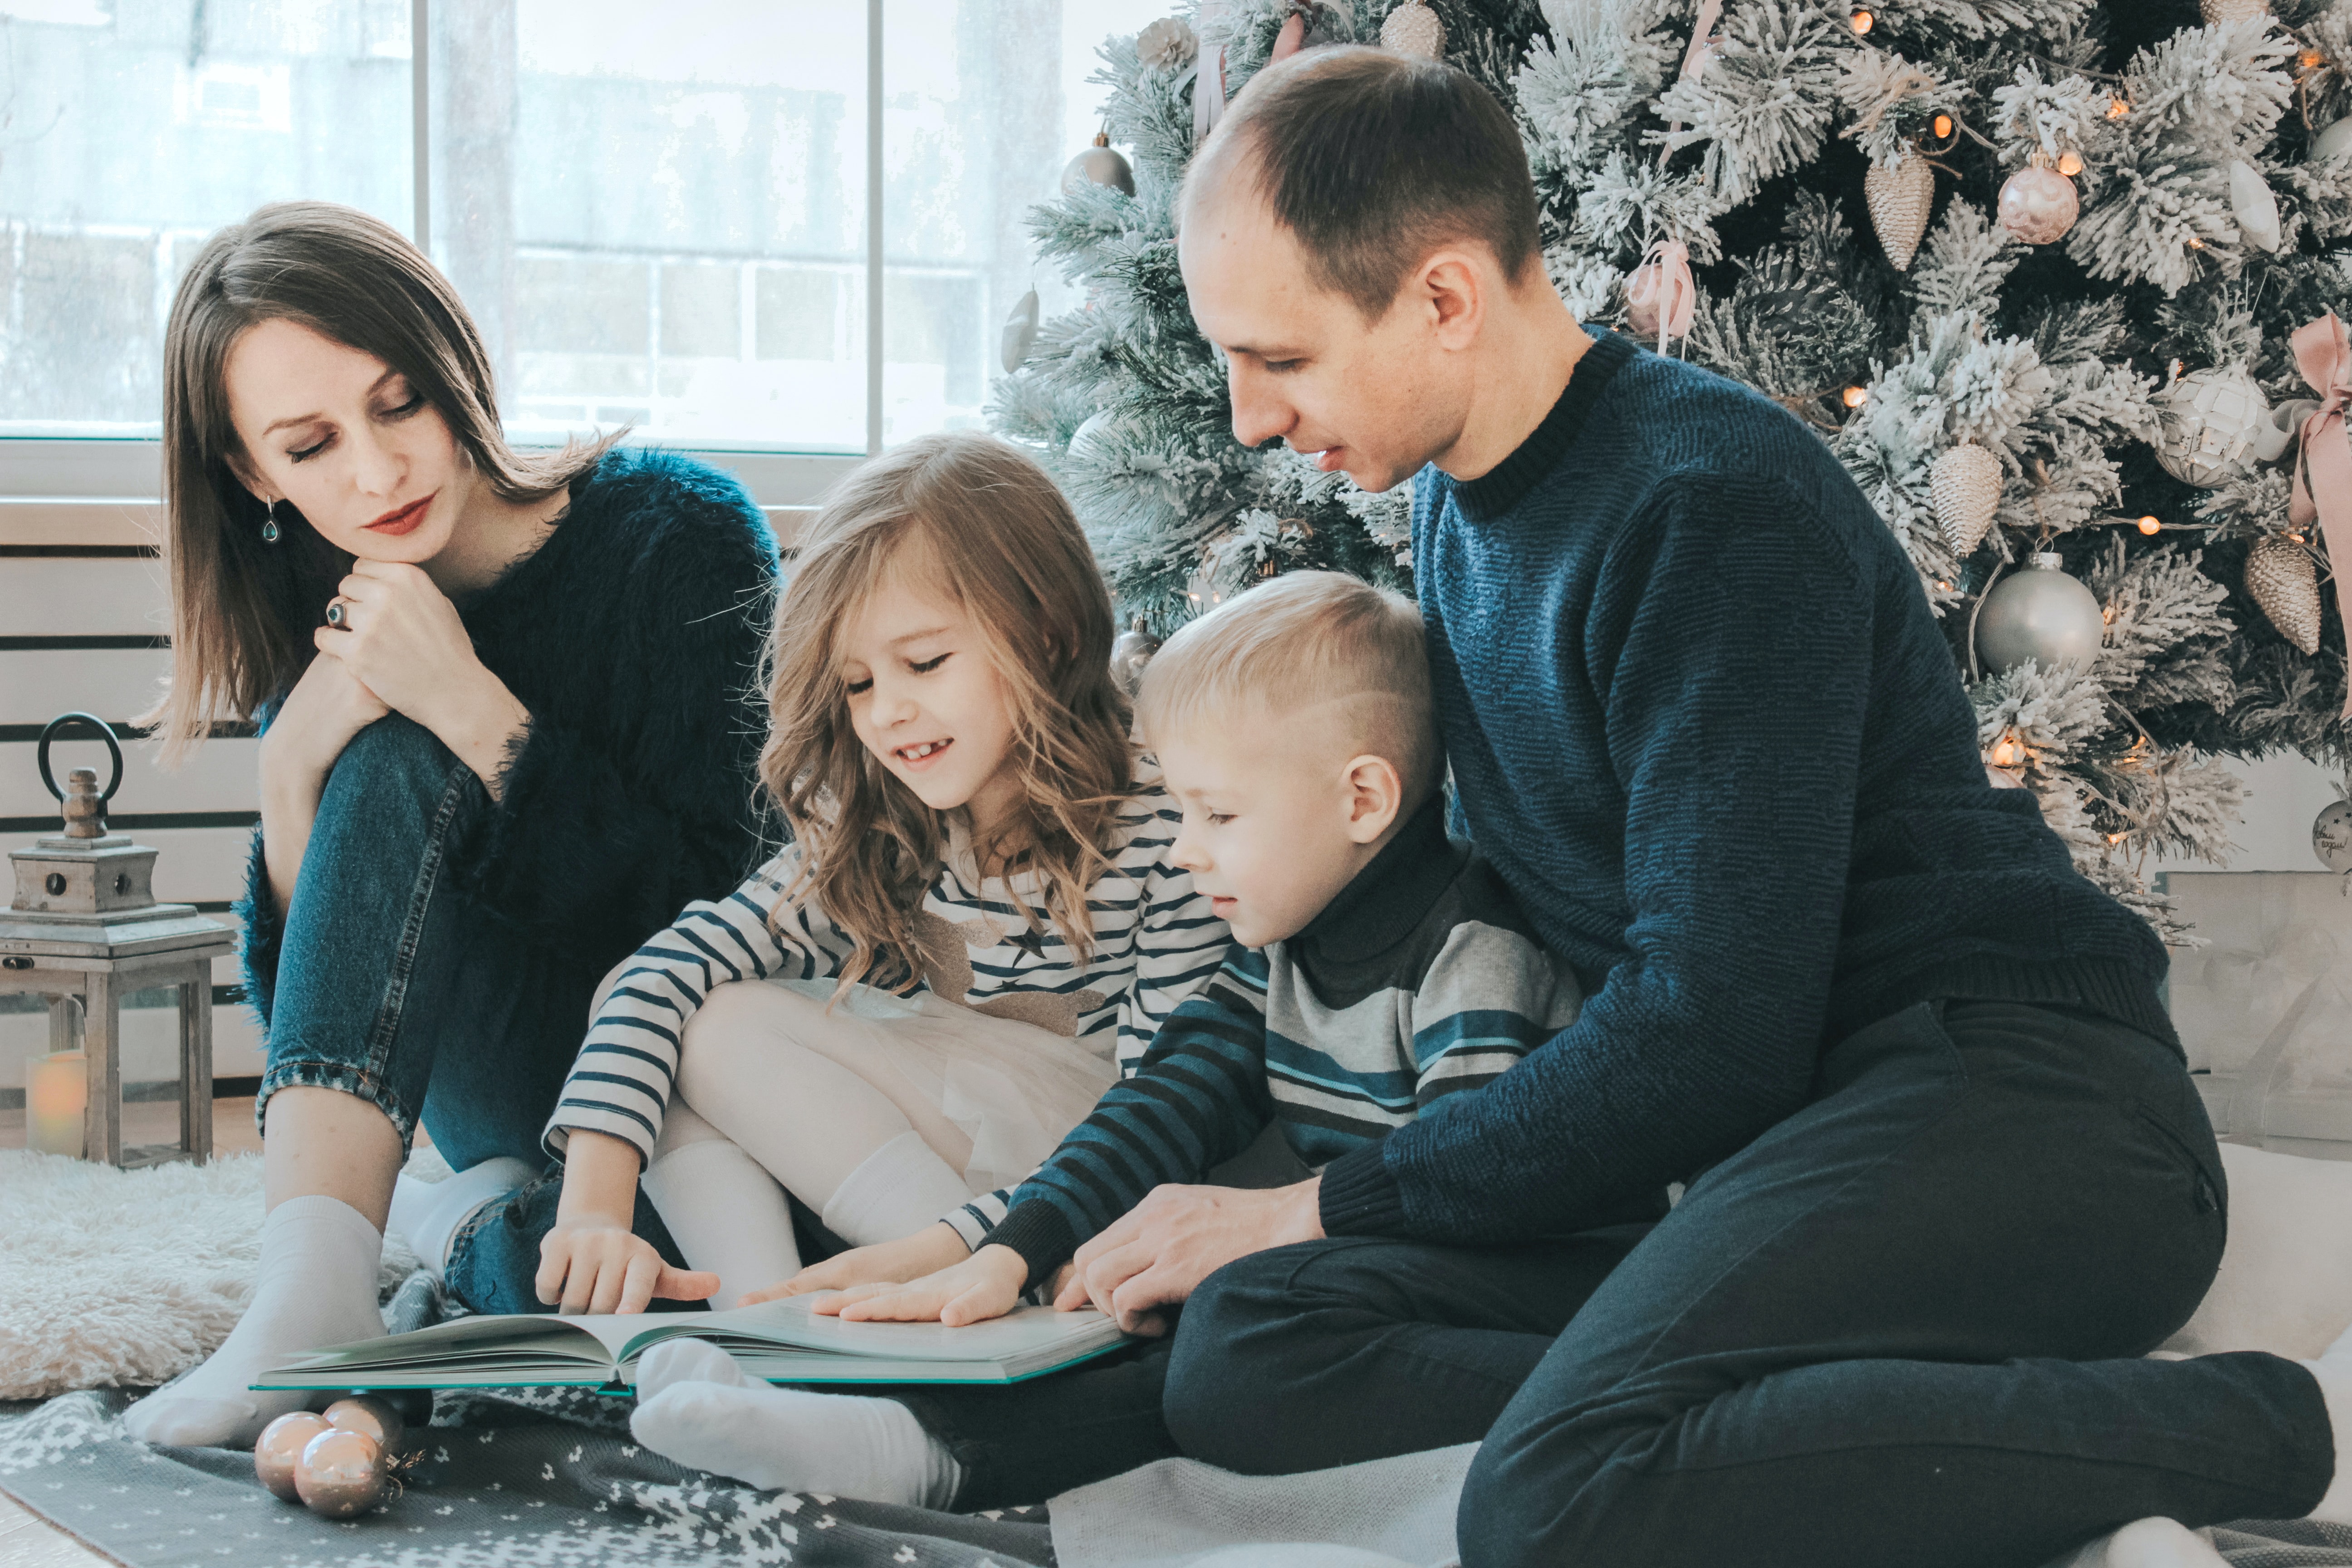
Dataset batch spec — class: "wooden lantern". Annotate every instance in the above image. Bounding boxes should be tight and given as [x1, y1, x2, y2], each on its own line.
[0, 714, 234, 1166]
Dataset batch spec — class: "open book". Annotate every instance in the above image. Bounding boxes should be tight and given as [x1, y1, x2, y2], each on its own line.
[253, 1297, 1130, 1392]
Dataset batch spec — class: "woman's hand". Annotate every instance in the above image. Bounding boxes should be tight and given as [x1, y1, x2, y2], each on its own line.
[739, 1222, 973, 1305]
[256, 652, 392, 912]
[315, 560, 531, 795]
[535, 1215, 719, 1316]
[811, 1244, 1030, 1327]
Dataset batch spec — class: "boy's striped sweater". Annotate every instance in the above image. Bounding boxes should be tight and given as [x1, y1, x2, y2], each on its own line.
[985, 798, 1585, 1284]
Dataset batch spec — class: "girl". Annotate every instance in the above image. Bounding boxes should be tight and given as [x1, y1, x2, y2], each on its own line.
[122, 201, 778, 1450]
[536, 431, 1227, 1333]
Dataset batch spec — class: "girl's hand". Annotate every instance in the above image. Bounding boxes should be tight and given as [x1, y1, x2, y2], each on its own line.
[813, 1245, 1030, 1327]
[740, 1222, 972, 1305]
[260, 645, 391, 793]
[315, 560, 532, 795]
[535, 1214, 719, 1316]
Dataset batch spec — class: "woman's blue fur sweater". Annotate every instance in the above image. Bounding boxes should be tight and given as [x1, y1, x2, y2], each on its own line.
[238, 448, 779, 1019]
[1317, 328, 2179, 1245]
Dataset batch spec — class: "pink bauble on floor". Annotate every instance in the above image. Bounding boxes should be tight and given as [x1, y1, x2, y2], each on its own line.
[1999, 166, 2079, 245]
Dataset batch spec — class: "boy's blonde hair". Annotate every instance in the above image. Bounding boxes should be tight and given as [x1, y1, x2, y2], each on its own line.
[761, 431, 1133, 994]
[1136, 570, 1439, 799]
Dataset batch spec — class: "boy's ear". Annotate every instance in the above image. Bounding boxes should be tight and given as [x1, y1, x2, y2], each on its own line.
[1341, 753, 1405, 846]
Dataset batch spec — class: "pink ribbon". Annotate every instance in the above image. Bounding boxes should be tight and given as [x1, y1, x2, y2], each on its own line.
[2288, 311, 2352, 719]
[1659, 0, 1724, 167]
[1624, 238, 1696, 352]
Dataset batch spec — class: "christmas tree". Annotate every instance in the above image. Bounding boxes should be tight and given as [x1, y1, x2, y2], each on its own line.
[988, 0, 2352, 939]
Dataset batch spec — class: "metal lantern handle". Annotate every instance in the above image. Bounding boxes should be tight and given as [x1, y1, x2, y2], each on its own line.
[37, 712, 124, 805]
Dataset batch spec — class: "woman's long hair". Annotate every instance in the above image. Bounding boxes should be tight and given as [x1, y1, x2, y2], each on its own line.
[144, 200, 615, 757]
[764, 431, 1134, 993]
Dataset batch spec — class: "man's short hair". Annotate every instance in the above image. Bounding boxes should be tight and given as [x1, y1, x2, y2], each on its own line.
[1183, 45, 1541, 321]
[1137, 570, 1441, 800]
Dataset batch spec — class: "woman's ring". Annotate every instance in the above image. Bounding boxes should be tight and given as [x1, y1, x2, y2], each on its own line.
[325, 600, 347, 628]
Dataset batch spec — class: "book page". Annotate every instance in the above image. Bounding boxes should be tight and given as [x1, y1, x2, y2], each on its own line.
[617, 1298, 1122, 1365]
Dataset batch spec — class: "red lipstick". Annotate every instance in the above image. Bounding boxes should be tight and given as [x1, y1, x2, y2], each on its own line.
[366, 494, 435, 536]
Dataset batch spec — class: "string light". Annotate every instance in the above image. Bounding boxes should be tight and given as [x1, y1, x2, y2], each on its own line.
[2056, 150, 2083, 176]
[1849, 8, 1873, 34]
[1841, 385, 1869, 408]
[1932, 113, 1953, 139]
[2106, 831, 2127, 844]
[2106, 97, 2130, 120]
[1988, 732, 2027, 769]
[2137, 515, 2161, 535]
[1935, 579, 1952, 592]
[2187, 236, 2205, 250]
[2302, 49, 2327, 69]
[2289, 530, 2308, 544]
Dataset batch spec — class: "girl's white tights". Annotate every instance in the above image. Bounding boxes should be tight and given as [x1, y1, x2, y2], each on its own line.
[650, 985, 978, 1269]
[640, 1102, 803, 1310]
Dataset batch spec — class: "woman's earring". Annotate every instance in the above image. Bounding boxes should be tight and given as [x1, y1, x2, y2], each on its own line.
[260, 499, 282, 544]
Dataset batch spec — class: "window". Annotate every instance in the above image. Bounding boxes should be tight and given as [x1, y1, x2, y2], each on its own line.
[0, 0, 1174, 455]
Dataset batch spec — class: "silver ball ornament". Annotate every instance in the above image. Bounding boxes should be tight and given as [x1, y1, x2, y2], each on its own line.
[1062, 134, 1136, 198]
[255, 1411, 331, 1503]
[294, 1427, 389, 1519]
[1000, 288, 1041, 374]
[2315, 799, 2352, 874]
[2155, 366, 2270, 487]
[1998, 165, 2078, 245]
[1975, 553, 2105, 675]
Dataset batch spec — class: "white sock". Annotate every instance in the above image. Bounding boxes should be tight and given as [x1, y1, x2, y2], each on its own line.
[2044, 1518, 2227, 1568]
[628, 1339, 962, 1506]
[2298, 1320, 2352, 1522]
[121, 1194, 384, 1450]
[387, 1156, 537, 1282]
[640, 1138, 802, 1309]
[818, 1130, 975, 1249]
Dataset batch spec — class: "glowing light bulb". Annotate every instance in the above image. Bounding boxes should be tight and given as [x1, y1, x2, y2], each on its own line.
[1841, 385, 1868, 409]
[1850, 8, 1873, 34]
[1932, 113, 1953, 139]
[2302, 49, 2326, 69]
[2107, 97, 2130, 120]
[2106, 831, 2127, 844]
[2136, 516, 2161, 535]
[2056, 150, 2082, 176]
[1988, 732, 2026, 769]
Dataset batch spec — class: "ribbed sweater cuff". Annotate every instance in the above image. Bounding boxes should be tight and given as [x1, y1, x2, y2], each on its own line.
[986, 1202, 1080, 1291]
[1882, 955, 2180, 1055]
[1318, 1146, 1407, 1238]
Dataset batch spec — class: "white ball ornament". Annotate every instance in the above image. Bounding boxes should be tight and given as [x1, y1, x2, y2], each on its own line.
[1137, 16, 1198, 71]
[1998, 164, 2079, 245]
[2229, 160, 2282, 252]
[2314, 116, 2352, 166]
[1000, 289, 1040, 374]
[1062, 133, 1136, 197]
[1975, 553, 2106, 675]
[2200, 0, 2269, 20]
[2154, 365, 2271, 487]
[1380, 2, 1446, 59]
[2314, 798, 2352, 874]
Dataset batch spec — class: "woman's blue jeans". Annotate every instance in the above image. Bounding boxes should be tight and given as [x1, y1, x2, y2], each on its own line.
[256, 714, 686, 1314]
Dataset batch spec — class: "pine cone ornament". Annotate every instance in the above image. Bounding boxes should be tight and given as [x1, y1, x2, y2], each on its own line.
[2200, 0, 2268, 20]
[2246, 535, 2322, 655]
[1380, 1, 1445, 59]
[2155, 366, 2270, 487]
[1865, 156, 1935, 272]
[1931, 443, 2003, 556]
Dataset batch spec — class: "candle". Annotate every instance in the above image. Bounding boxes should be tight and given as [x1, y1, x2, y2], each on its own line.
[27, 1050, 86, 1157]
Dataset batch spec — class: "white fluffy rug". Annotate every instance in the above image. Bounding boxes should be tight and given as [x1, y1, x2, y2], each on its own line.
[0, 1149, 421, 1401]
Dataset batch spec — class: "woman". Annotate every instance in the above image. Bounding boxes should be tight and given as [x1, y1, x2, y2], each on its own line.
[122, 201, 779, 1449]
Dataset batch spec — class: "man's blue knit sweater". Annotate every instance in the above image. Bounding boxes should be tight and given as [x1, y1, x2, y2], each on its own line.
[1315, 327, 2179, 1245]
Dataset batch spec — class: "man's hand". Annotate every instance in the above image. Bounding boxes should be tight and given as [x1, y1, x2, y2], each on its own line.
[1054, 1177, 1324, 1335]
[535, 1215, 719, 1315]
[740, 1221, 973, 1305]
[811, 1244, 1030, 1327]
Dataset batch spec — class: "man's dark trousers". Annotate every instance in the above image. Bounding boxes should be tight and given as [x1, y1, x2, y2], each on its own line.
[1161, 998, 2334, 1568]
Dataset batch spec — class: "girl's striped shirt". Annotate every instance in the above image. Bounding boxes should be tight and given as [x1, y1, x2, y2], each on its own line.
[542, 768, 1228, 1245]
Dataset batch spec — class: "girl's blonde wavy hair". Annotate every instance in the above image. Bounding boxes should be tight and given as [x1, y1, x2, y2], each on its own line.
[762, 431, 1134, 993]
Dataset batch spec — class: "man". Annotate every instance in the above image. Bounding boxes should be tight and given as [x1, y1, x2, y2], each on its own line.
[1044, 44, 2349, 1568]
